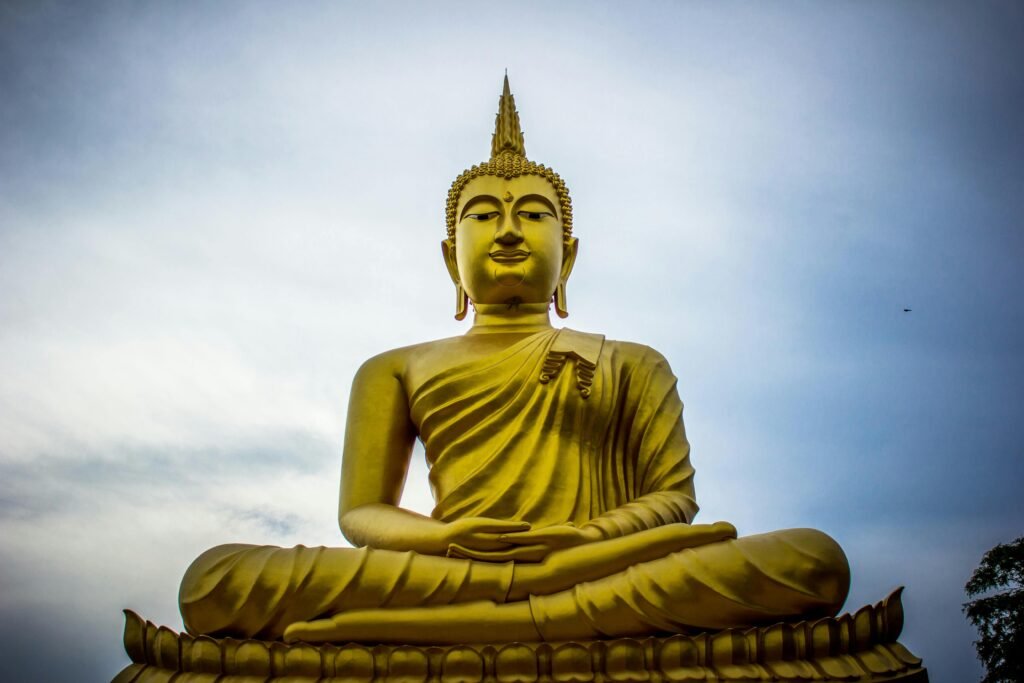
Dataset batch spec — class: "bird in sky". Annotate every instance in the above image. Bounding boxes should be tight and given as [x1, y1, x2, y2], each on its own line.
[903, 308, 912, 313]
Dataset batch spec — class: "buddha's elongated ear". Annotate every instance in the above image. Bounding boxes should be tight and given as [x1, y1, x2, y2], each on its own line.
[441, 239, 460, 285]
[441, 239, 469, 320]
[560, 237, 579, 282]
[554, 237, 579, 319]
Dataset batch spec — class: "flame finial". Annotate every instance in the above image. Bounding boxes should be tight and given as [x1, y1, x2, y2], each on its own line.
[446, 75, 572, 241]
[490, 75, 527, 159]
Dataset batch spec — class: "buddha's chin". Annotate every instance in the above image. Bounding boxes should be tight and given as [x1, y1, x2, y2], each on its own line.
[494, 266, 526, 287]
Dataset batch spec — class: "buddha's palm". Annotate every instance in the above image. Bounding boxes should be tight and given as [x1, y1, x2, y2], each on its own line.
[448, 522, 605, 562]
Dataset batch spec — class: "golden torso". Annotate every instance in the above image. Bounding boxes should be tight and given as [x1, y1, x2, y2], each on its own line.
[177, 312, 851, 646]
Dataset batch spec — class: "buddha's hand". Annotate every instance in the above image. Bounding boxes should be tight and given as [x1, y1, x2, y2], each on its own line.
[508, 522, 739, 600]
[442, 517, 532, 558]
[447, 523, 602, 563]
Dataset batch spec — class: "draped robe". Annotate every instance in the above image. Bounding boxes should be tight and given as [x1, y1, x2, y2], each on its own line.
[414, 328, 698, 536]
[180, 329, 848, 641]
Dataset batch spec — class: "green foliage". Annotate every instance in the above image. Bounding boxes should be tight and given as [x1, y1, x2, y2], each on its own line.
[963, 537, 1024, 683]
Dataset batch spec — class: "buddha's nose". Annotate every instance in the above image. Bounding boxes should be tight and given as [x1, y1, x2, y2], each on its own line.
[494, 220, 524, 245]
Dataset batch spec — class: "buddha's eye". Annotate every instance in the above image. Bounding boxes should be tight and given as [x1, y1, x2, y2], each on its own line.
[517, 211, 551, 221]
[467, 212, 498, 222]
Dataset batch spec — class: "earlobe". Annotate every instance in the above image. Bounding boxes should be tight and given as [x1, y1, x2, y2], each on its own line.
[441, 239, 469, 320]
[453, 283, 468, 320]
[554, 238, 579, 319]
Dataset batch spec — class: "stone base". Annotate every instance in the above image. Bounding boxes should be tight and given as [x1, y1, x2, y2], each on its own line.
[113, 589, 927, 682]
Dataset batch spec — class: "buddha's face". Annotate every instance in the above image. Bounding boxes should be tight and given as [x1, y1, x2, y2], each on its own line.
[444, 174, 577, 308]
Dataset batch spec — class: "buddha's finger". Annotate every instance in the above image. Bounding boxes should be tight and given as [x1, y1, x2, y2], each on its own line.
[641, 522, 736, 552]
[448, 543, 505, 560]
[712, 521, 738, 538]
[458, 533, 516, 551]
[499, 526, 579, 545]
[462, 518, 532, 534]
[681, 522, 738, 543]
[449, 543, 549, 563]
[448, 543, 496, 560]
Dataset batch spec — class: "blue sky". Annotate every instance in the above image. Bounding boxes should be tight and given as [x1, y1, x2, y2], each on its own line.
[1, 1, 1022, 680]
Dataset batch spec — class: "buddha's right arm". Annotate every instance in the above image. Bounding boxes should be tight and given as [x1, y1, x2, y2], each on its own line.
[342, 504, 531, 556]
[337, 352, 528, 556]
[337, 351, 419, 543]
[340, 503, 449, 555]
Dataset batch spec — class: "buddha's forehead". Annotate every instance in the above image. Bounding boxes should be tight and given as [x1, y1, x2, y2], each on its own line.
[457, 175, 561, 216]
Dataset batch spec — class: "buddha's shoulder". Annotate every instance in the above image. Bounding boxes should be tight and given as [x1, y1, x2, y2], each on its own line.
[355, 335, 466, 375]
[567, 330, 673, 368]
[352, 331, 675, 382]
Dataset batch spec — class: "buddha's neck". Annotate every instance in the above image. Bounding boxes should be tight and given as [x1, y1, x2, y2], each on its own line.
[468, 302, 553, 335]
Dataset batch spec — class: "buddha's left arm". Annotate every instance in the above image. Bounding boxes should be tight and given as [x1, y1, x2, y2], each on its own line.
[580, 348, 698, 540]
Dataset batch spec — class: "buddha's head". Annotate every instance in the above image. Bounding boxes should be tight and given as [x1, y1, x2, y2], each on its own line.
[442, 76, 578, 320]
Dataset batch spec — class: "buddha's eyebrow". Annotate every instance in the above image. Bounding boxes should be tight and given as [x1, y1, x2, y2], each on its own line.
[459, 195, 501, 220]
[514, 194, 558, 217]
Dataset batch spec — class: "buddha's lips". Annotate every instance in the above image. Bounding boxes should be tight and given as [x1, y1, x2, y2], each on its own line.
[489, 249, 530, 263]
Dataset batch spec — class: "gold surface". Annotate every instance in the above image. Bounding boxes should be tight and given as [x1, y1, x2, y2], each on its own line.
[124, 76, 925, 680]
[118, 589, 928, 682]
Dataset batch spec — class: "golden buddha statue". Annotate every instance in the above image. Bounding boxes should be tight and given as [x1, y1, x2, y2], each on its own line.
[175, 76, 853, 646]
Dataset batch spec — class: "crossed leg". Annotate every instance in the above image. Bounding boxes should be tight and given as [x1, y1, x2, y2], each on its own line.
[282, 525, 848, 644]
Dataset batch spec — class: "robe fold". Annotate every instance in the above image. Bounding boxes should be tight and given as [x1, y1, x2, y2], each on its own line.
[412, 328, 698, 534]
[180, 545, 514, 640]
